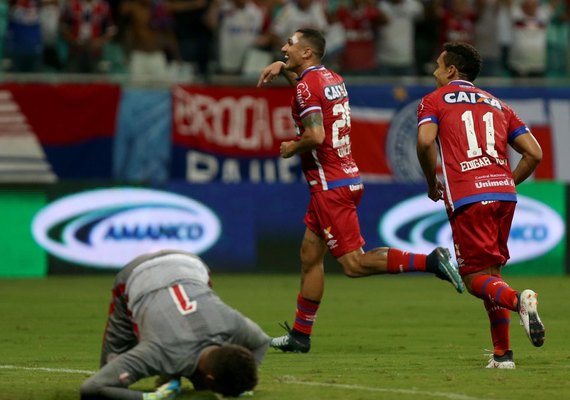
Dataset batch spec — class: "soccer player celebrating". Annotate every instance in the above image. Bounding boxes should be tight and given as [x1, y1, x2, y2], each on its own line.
[257, 28, 465, 354]
[416, 42, 545, 368]
[80, 250, 270, 399]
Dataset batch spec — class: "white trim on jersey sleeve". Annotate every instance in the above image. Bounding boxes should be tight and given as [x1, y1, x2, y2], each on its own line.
[418, 117, 435, 126]
[300, 106, 322, 118]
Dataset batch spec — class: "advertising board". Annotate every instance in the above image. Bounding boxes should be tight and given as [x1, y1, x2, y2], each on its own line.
[0, 182, 565, 277]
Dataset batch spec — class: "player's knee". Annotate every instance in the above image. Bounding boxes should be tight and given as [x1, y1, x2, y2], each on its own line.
[79, 379, 101, 399]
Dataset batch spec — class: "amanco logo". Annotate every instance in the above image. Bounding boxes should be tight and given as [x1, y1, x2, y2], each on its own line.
[32, 188, 221, 269]
[379, 194, 564, 264]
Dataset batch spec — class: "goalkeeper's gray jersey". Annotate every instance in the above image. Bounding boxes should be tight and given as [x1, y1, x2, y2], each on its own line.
[100, 250, 212, 367]
[101, 250, 269, 378]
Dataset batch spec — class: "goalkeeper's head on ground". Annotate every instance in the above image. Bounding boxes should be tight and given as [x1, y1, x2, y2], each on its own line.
[202, 344, 258, 397]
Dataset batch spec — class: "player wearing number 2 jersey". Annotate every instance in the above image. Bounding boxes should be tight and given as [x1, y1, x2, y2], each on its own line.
[80, 250, 270, 399]
[417, 42, 545, 369]
[257, 28, 465, 355]
[290, 65, 359, 193]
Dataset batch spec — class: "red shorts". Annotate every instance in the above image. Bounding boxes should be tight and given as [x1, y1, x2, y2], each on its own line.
[448, 201, 515, 276]
[304, 185, 365, 258]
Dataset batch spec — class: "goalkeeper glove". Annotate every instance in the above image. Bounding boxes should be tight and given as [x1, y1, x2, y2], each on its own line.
[142, 379, 181, 400]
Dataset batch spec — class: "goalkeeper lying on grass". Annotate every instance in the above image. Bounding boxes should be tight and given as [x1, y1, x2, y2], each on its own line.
[80, 250, 270, 399]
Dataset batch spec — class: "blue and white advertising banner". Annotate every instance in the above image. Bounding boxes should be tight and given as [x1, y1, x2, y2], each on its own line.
[32, 185, 256, 272]
[29, 182, 565, 275]
[359, 182, 566, 275]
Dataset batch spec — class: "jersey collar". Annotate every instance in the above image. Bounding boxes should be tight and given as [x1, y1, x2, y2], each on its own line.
[448, 80, 474, 87]
[297, 65, 325, 80]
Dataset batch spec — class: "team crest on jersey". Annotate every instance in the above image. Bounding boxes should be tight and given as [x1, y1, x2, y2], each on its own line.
[296, 82, 311, 108]
[324, 83, 347, 101]
[443, 91, 503, 110]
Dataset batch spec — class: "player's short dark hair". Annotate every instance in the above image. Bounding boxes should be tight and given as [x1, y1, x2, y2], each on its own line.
[442, 42, 482, 82]
[209, 344, 258, 397]
[296, 28, 326, 59]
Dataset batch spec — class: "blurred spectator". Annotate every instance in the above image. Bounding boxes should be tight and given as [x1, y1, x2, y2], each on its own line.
[474, 0, 502, 76]
[206, 0, 268, 75]
[269, 0, 327, 49]
[166, 0, 217, 81]
[336, 0, 385, 75]
[0, 2, 9, 64]
[546, 0, 569, 76]
[438, 0, 477, 45]
[269, 0, 347, 65]
[120, 0, 179, 81]
[508, 0, 555, 77]
[377, 0, 423, 76]
[414, 0, 439, 75]
[496, 0, 513, 76]
[105, 0, 120, 22]
[5, 0, 44, 72]
[60, 0, 116, 73]
[567, 0, 570, 75]
[40, 0, 63, 71]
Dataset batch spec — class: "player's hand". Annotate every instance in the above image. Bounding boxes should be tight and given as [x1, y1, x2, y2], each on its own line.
[280, 141, 296, 158]
[427, 179, 444, 202]
[257, 61, 285, 87]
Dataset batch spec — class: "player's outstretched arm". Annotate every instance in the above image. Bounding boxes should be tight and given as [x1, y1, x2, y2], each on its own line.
[82, 343, 167, 400]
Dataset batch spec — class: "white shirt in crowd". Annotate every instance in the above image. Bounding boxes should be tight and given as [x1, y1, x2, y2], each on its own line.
[377, 0, 423, 67]
[508, 0, 552, 75]
[218, 0, 265, 73]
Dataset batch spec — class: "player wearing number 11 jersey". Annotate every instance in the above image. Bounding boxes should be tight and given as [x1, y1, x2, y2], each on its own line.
[417, 64, 526, 211]
[257, 28, 465, 355]
[417, 42, 545, 369]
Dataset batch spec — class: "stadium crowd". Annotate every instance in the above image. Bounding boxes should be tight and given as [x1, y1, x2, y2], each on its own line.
[1, 0, 569, 81]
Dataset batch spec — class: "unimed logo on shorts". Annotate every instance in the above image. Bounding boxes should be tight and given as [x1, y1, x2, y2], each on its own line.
[378, 195, 564, 264]
[32, 188, 221, 269]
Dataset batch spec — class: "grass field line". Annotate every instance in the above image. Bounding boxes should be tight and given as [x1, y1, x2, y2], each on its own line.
[279, 376, 491, 400]
[0, 365, 492, 400]
[0, 364, 96, 375]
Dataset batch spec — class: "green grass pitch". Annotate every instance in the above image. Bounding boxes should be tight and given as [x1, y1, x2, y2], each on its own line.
[1, 273, 569, 400]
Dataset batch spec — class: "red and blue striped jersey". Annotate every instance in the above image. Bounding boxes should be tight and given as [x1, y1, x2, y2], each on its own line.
[291, 65, 361, 192]
[417, 80, 529, 211]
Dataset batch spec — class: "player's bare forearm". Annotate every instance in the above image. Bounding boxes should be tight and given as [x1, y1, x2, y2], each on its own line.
[417, 143, 442, 200]
[512, 155, 541, 185]
[417, 123, 441, 200]
[257, 61, 297, 87]
[511, 132, 543, 184]
[280, 137, 315, 158]
[417, 141, 437, 183]
[281, 70, 298, 86]
[281, 115, 325, 158]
